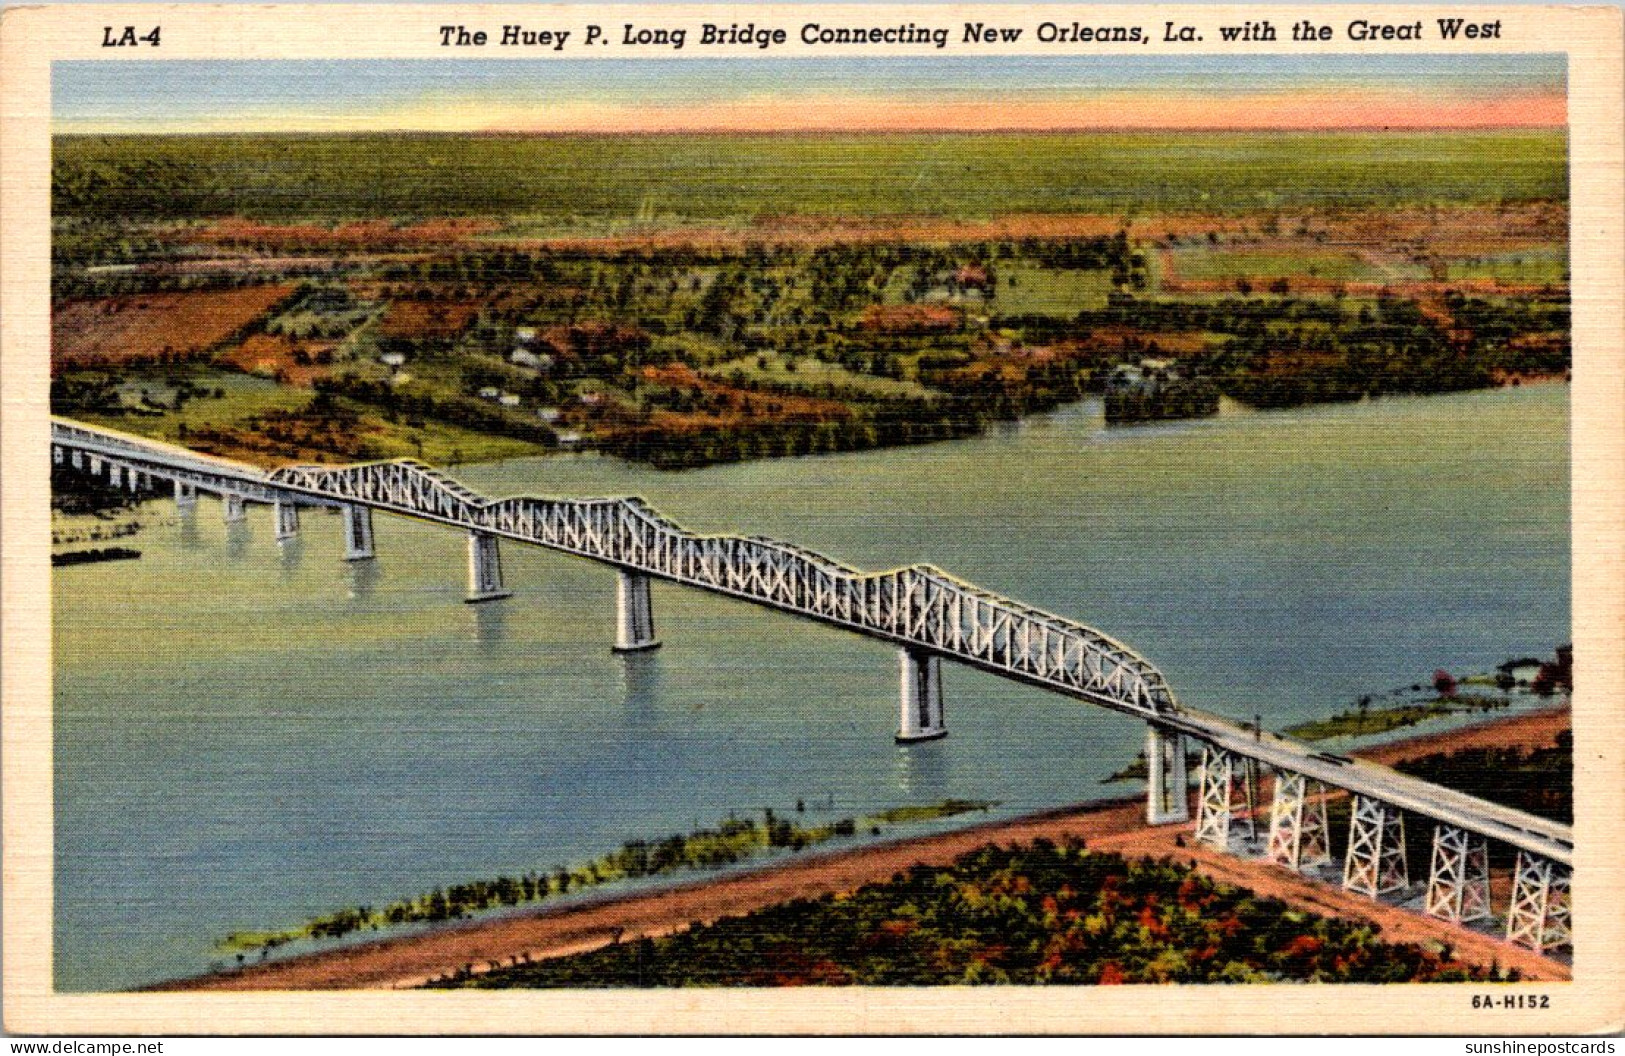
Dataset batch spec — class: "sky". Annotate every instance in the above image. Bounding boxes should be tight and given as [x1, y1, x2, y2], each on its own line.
[52, 55, 1566, 134]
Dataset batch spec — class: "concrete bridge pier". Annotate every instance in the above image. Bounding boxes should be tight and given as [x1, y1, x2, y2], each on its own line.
[465, 531, 512, 603]
[108, 463, 124, 488]
[88, 455, 103, 475]
[174, 480, 197, 513]
[1144, 724, 1190, 824]
[1342, 795, 1409, 898]
[274, 500, 301, 542]
[1506, 851, 1571, 953]
[52, 445, 63, 465]
[342, 504, 375, 561]
[896, 646, 946, 743]
[1265, 770, 1333, 872]
[70, 450, 84, 470]
[613, 570, 660, 652]
[222, 493, 247, 524]
[1424, 823, 1491, 924]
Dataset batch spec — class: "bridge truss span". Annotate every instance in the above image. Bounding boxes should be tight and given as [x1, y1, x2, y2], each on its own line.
[266, 457, 1176, 718]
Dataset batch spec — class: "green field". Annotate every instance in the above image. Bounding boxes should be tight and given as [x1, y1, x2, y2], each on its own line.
[53, 130, 1568, 224]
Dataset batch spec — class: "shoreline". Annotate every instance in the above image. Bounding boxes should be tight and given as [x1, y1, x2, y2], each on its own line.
[149, 703, 1571, 992]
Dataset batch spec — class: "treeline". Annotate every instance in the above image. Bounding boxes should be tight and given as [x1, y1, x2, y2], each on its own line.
[436, 840, 1519, 988]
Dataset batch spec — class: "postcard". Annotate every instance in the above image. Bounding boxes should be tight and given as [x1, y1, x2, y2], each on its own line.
[2, 1, 1621, 1035]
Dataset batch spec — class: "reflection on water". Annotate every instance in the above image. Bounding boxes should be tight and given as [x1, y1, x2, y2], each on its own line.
[277, 537, 303, 573]
[52, 387, 1570, 991]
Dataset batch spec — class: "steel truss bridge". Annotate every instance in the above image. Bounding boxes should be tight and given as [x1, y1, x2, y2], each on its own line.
[51, 416, 1575, 956]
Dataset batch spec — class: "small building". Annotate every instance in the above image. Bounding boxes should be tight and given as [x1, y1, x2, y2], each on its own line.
[498, 393, 522, 407]
[557, 430, 583, 447]
[536, 407, 562, 423]
[579, 391, 604, 406]
[478, 386, 500, 401]
[515, 327, 537, 344]
[379, 352, 406, 368]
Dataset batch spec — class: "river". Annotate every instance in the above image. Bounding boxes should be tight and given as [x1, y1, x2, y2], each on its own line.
[52, 384, 1569, 991]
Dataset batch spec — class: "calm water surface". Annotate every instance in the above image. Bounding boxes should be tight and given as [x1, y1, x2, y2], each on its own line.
[54, 385, 1569, 990]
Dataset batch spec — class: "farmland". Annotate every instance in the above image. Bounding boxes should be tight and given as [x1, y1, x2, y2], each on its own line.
[50, 130, 1569, 469]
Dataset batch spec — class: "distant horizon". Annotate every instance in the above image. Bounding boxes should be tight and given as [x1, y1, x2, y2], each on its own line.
[53, 55, 1565, 135]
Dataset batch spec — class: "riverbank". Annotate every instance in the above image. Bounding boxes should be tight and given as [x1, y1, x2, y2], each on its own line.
[152, 704, 1570, 991]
